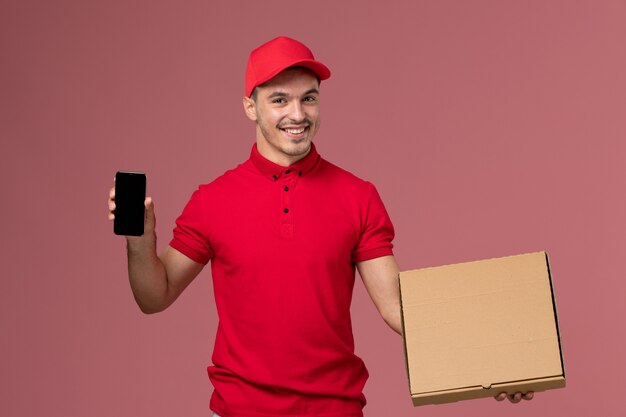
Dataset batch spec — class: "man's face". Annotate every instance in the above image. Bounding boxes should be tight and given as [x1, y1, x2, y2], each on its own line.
[243, 67, 321, 165]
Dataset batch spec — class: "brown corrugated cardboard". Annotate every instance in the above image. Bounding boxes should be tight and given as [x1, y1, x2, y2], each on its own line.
[399, 251, 565, 406]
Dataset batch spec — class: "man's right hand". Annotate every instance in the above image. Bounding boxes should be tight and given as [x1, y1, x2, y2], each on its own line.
[107, 185, 155, 240]
[107, 186, 116, 221]
[107, 184, 204, 313]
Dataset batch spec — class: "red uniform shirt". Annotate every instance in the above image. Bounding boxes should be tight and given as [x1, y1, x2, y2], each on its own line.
[170, 143, 394, 417]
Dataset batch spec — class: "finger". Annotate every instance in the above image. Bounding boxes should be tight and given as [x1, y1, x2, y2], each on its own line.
[522, 391, 534, 401]
[145, 197, 155, 228]
[495, 392, 507, 401]
[108, 188, 116, 219]
[508, 392, 522, 404]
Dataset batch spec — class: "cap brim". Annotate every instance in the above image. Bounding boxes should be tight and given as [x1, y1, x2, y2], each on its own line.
[291, 59, 331, 81]
[249, 59, 331, 97]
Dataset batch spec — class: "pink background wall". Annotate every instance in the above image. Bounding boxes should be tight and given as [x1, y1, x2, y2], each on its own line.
[1, 0, 624, 416]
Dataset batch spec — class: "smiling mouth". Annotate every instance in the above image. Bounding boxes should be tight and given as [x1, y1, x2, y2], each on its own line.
[280, 126, 308, 135]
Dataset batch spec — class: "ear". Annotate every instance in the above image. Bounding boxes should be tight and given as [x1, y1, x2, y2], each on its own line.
[242, 96, 258, 122]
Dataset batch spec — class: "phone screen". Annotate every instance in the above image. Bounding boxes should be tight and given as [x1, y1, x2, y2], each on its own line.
[114, 171, 146, 236]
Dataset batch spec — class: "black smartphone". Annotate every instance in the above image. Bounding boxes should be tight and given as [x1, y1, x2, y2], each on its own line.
[114, 171, 146, 236]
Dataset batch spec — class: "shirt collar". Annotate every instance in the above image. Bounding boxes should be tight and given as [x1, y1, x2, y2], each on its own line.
[249, 142, 321, 181]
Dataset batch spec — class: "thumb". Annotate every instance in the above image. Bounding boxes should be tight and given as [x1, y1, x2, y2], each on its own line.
[145, 197, 156, 231]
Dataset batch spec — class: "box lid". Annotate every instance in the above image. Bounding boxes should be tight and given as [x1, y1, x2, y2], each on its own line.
[399, 252, 564, 401]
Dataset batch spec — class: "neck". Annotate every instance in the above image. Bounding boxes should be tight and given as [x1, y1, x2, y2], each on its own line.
[256, 135, 311, 167]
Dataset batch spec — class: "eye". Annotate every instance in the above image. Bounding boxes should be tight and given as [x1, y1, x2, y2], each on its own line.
[303, 95, 317, 103]
[272, 98, 286, 104]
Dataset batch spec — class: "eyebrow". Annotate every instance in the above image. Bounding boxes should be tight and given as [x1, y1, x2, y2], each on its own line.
[266, 88, 320, 99]
[303, 88, 320, 96]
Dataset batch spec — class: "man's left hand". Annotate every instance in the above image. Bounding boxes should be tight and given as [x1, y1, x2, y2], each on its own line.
[495, 391, 534, 403]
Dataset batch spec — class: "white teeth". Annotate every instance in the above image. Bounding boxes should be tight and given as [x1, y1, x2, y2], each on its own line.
[284, 128, 305, 134]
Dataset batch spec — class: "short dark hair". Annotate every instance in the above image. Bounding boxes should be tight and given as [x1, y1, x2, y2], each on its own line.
[250, 87, 259, 102]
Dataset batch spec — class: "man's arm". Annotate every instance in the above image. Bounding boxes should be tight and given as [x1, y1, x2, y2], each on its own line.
[109, 188, 204, 313]
[356, 255, 402, 335]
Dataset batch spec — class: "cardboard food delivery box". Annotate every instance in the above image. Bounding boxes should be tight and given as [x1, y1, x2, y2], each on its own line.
[399, 251, 565, 406]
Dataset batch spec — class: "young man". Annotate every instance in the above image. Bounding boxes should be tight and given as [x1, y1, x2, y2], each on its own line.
[108, 36, 531, 417]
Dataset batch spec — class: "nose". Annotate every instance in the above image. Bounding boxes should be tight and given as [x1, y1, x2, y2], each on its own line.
[287, 101, 306, 123]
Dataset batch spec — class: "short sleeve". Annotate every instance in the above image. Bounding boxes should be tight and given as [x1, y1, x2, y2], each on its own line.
[169, 188, 214, 265]
[351, 183, 395, 263]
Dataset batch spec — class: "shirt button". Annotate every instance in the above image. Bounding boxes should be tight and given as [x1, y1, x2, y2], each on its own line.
[284, 186, 289, 192]
[272, 175, 277, 181]
[285, 169, 291, 174]
[283, 208, 289, 213]
[298, 171, 302, 176]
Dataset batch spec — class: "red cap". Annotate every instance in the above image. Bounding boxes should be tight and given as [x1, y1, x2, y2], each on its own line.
[245, 36, 331, 97]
